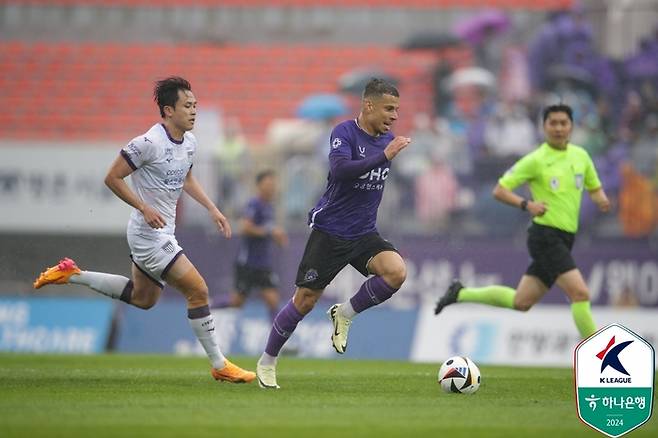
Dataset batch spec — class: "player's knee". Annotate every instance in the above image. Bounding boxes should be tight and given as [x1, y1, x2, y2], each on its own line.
[294, 288, 320, 314]
[384, 263, 406, 289]
[132, 296, 158, 310]
[571, 289, 590, 302]
[513, 297, 533, 312]
[187, 286, 209, 306]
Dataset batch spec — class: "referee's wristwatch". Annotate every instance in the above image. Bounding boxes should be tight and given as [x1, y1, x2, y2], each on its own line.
[520, 199, 528, 211]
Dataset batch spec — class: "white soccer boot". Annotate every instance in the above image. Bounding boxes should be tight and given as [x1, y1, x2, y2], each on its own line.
[256, 358, 280, 389]
[327, 303, 351, 354]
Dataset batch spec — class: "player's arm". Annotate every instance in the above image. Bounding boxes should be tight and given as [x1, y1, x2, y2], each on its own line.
[183, 170, 231, 238]
[330, 136, 411, 181]
[584, 153, 610, 213]
[492, 184, 546, 217]
[240, 217, 269, 238]
[240, 218, 288, 246]
[104, 155, 166, 228]
[588, 187, 611, 212]
[494, 153, 546, 217]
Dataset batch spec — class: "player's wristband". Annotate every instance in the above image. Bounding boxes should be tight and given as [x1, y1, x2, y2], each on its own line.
[520, 200, 528, 211]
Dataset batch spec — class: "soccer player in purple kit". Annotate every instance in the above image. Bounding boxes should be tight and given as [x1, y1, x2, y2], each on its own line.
[256, 78, 411, 389]
[214, 170, 287, 322]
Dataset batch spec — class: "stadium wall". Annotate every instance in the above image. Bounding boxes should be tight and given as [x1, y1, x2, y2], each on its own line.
[3, 232, 655, 366]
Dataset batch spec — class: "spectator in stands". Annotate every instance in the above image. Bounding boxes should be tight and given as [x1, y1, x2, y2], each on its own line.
[33, 77, 255, 384]
[214, 117, 249, 217]
[214, 170, 288, 322]
[415, 144, 458, 230]
[484, 101, 535, 159]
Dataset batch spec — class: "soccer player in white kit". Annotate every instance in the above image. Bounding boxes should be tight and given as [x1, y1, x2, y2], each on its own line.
[34, 77, 255, 384]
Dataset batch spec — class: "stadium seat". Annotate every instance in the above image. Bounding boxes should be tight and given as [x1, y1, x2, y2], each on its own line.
[0, 42, 471, 142]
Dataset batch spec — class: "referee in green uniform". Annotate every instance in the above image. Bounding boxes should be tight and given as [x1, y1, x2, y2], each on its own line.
[434, 104, 610, 339]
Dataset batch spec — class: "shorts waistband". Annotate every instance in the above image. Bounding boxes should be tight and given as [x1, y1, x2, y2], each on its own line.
[529, 222, 576, 238]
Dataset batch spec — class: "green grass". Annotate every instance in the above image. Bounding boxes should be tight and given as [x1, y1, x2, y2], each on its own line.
[0, 354, 655, 438]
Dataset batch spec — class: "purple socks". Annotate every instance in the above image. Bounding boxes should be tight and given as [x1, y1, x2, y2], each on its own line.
[350, 276, 398, 313]
[264, 299, 304, 357]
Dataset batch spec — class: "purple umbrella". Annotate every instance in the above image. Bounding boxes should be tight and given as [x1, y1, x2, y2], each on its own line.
[453, 9, 511, 46]
[626, 55, 658, 79]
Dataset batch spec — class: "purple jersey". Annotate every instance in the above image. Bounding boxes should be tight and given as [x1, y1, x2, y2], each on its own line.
[237, 197, 275, 269]
[308, 119, 393, 239]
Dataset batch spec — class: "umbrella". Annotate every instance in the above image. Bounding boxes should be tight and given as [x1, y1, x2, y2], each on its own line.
[338, 69, 399, 95]
[626, 55, 658, 79]
[546, 64, 596, 95]
[400, 32, 462, 50]
[296, 94, 348, 121]
[445, 67, 495, 91]
[453, 9, 510, 45]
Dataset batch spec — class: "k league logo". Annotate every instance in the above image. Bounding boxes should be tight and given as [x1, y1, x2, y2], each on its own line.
[575, 323, 655, 437]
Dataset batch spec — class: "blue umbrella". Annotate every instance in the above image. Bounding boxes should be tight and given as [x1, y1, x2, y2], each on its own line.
[338, 69, 399, 95]
[296, 94, 348, 120]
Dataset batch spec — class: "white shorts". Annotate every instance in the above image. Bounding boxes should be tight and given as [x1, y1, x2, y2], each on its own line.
[127, 231, 183, 287]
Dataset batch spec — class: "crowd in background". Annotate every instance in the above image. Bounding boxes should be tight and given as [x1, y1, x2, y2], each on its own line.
[212, 7, 658, 240]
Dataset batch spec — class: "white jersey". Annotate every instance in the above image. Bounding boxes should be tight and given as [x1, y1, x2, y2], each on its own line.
[120, 123, 196, 235]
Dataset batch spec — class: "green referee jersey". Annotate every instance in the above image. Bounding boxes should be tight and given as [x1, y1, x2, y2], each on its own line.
[498, 142, 601, 233]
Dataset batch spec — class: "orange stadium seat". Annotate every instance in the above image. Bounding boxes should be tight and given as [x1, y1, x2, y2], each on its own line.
[0, 42, 472, 143]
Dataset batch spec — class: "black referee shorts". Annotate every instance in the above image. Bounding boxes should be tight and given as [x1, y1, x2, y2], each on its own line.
[295, 228, 398, 290]
[234, 264, 279, 295]
[526, 222, 577, 288]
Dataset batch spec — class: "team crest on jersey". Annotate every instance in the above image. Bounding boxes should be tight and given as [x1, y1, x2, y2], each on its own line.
[304, 269, 319, 282]
[550, 176, 560, 191]
[574, 173, 584, 190]
[332, 138, 342, 149]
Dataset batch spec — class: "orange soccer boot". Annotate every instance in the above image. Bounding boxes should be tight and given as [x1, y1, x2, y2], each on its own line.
[211, 359, 256, 384]
[33, 257, 81, 289]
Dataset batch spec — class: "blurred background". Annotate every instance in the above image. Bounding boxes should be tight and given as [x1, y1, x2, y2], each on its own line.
[1, 0, 657, 366]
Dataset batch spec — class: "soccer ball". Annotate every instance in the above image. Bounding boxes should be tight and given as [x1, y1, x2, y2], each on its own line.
[437, 356, 481, 394]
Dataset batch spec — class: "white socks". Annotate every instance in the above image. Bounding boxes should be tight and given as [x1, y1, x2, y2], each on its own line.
[70, 271, 130, 300]
[188, 311, 226, 369]
[338, 300, 357, 319]
[258, 352, 278, 367]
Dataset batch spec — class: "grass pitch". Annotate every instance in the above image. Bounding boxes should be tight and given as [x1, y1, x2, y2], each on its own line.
[0, 354, 655, 438]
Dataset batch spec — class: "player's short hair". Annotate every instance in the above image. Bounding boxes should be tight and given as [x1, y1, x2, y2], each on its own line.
[542, 103, 573, 123]
[256, 169, 275, 185]
[362, 78, 399, 99]
[154, 76, 192, 118]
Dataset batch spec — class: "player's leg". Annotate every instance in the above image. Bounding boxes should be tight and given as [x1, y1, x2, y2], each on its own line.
[511, 275, 549, 310]
[257, 229, 345, 388]
[213, 291, 246, 309]
[214, 264, 249, 309]
[164, 254, 255, 383]
[125, 262, 163, 309]
[33, 257, 146, 307]
[336, 250, 405, 319]
[257, 286, 322, 389]
[329, 235, 404, 353]
[555, 268, 597, 338]
[260, 287, 281, 323]
[434, 269, 549, 315]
